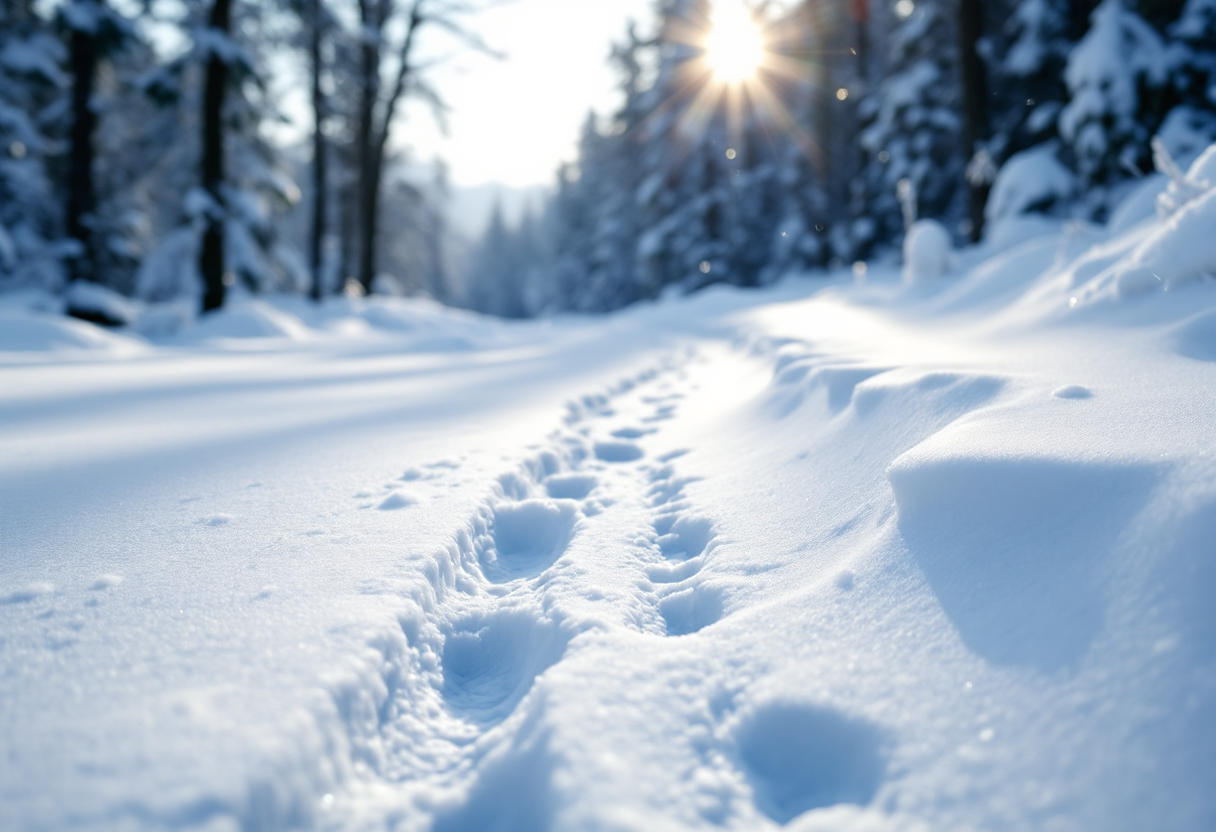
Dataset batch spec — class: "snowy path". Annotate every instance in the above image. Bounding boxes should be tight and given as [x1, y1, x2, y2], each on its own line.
[2, 271, 1215, 832]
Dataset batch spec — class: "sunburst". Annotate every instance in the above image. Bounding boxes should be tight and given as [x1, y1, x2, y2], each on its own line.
[705, 1, 765, 84]
[645, 0, 824, 166]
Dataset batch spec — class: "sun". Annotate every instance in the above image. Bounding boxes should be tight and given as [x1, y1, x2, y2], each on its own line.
[705, 1, 765, 84]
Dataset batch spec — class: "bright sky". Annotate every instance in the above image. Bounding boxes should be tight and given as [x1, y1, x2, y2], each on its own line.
[406, 0, 654, 189]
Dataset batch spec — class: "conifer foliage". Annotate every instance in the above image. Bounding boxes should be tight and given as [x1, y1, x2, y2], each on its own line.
[464, 0, 1216, 315]
[0, 0, 1213, 319]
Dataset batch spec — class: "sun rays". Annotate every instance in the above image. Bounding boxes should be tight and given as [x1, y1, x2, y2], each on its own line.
[705, 1, 766, 84]
[648, 0, 825, 166]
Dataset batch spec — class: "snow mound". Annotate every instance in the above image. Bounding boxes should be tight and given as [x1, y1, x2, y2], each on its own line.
[1157, 139, 1216, 218]
[889, 448, 1160, 670]
[1173, 309, 1216, 362]
[64, 281, 139, 327]
[0, 312, 146, 354]
[359, 299, 484, 351]
[1060, 142, 1216, 305]
[177, 300, 312, 342]
[986, 144, 1076, 226]
[903, 220, 952, 283]
[1107, 173, 1168, 234]
[1091, 188, 1216, 300]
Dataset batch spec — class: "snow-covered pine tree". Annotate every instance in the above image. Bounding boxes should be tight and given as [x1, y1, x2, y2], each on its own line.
[135, 2, 304, 307]
[857, 0, 965, 251]
[60, 0, 135, 294]
[1160, 0, 1216, 165]
[997, 0, 1072, 156]
[1058, 0, 1169, 213]
[0, 1, 65, 293]
[636, 0, 795, 294]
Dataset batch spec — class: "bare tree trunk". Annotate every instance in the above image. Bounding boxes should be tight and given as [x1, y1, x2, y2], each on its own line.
[339, 177, 355, 291]
[309, 0, 327, 301]
[355, 0, 380, 294]
[958, 0, 990, 242]
[357, 0, 423, 295]
[357, 149, 383, 294]
[66, 1, 100, 284]
[200, 0, 232, 313]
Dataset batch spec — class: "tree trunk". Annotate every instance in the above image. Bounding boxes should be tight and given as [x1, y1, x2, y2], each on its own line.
[356, 0, 422, 295]
[66, 1, 100, 284]
[309, 0, 326, 302]
[200, 0, 232, 313]
[357, 147, 382, 294]
[355, 2, 380, 294]
[339, 178, 355, 292]
[958, 0, 990, 243]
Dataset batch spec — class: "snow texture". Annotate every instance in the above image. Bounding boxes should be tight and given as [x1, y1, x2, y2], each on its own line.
[3, 161, 1216, 831]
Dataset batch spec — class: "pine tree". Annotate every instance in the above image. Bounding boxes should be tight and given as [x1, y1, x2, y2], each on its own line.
[858, 0, 965, 250]
[1058, 0, 1168, 210]
[998, 0, 1072, 155]
[1161, 0, 1216, 164]
[0, 1, 64, 292]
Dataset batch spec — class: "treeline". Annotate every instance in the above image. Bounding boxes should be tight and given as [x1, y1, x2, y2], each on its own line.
[0, 0, 472, 322]
[464, 0, 1216, 317]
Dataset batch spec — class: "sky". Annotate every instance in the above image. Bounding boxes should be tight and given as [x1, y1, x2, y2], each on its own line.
[404, 0, 655, 190]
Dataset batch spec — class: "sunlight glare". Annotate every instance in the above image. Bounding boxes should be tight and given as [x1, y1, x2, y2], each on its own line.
[706, 1, 764, 84]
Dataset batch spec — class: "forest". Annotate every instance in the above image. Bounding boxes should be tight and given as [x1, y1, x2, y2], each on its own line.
[4, 2, 1216, 830]
[2, 0, 1213, 323]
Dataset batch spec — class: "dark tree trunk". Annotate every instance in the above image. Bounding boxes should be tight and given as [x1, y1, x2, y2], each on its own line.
[355, 1, 380, 294]
[958, 0, 990, 242]
[355, 0, 422, 295]
[309, 0, 327, 301]
[66, 1, 100, 284]
[200, 0, 232, 313]
[339, 178, 355, 292]
[357, 148, 382, 294]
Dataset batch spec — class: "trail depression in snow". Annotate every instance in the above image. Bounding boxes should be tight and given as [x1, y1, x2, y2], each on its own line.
[3, 198, 1216, 832]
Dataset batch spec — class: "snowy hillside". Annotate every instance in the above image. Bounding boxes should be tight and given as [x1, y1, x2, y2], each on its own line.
[2, 170, 1215, 832]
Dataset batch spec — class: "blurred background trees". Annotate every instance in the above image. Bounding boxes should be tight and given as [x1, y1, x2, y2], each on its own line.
[0, 0, 1213, 319]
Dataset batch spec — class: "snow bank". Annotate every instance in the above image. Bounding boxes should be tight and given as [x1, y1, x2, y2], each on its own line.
[63, 280, 140, 327]
[2, 166, 1216, 832]
[0, 311, 145, 354]
[174, 299, 312, 342]
[902, 219, 952, 283]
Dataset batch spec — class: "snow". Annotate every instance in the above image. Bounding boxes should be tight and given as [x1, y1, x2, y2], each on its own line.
[902, 219, 952, 282]
[2, 173, 1216, 831]
[985, 143, 1077, 224]
[64, 279, 141, 326]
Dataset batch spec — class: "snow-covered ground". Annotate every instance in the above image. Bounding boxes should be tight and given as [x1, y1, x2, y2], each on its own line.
[3, 181, 1216, 832]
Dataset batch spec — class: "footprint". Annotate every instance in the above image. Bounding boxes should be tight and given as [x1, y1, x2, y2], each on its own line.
[735, 701, 885, 824]
[611, 427, 655, 440]
[431, 728, 558, 831]
[644, 405, 678, 423]
[656, 516, 714, 560]
[593, 441, 644, 463]
[441, 610, 570, 723]
[659, 583, 725, 636]
[648, 474, 699, 509]
[1, 582, 55, 604]
[544, 474, 598, 500]
[481, 499, 579, 581]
